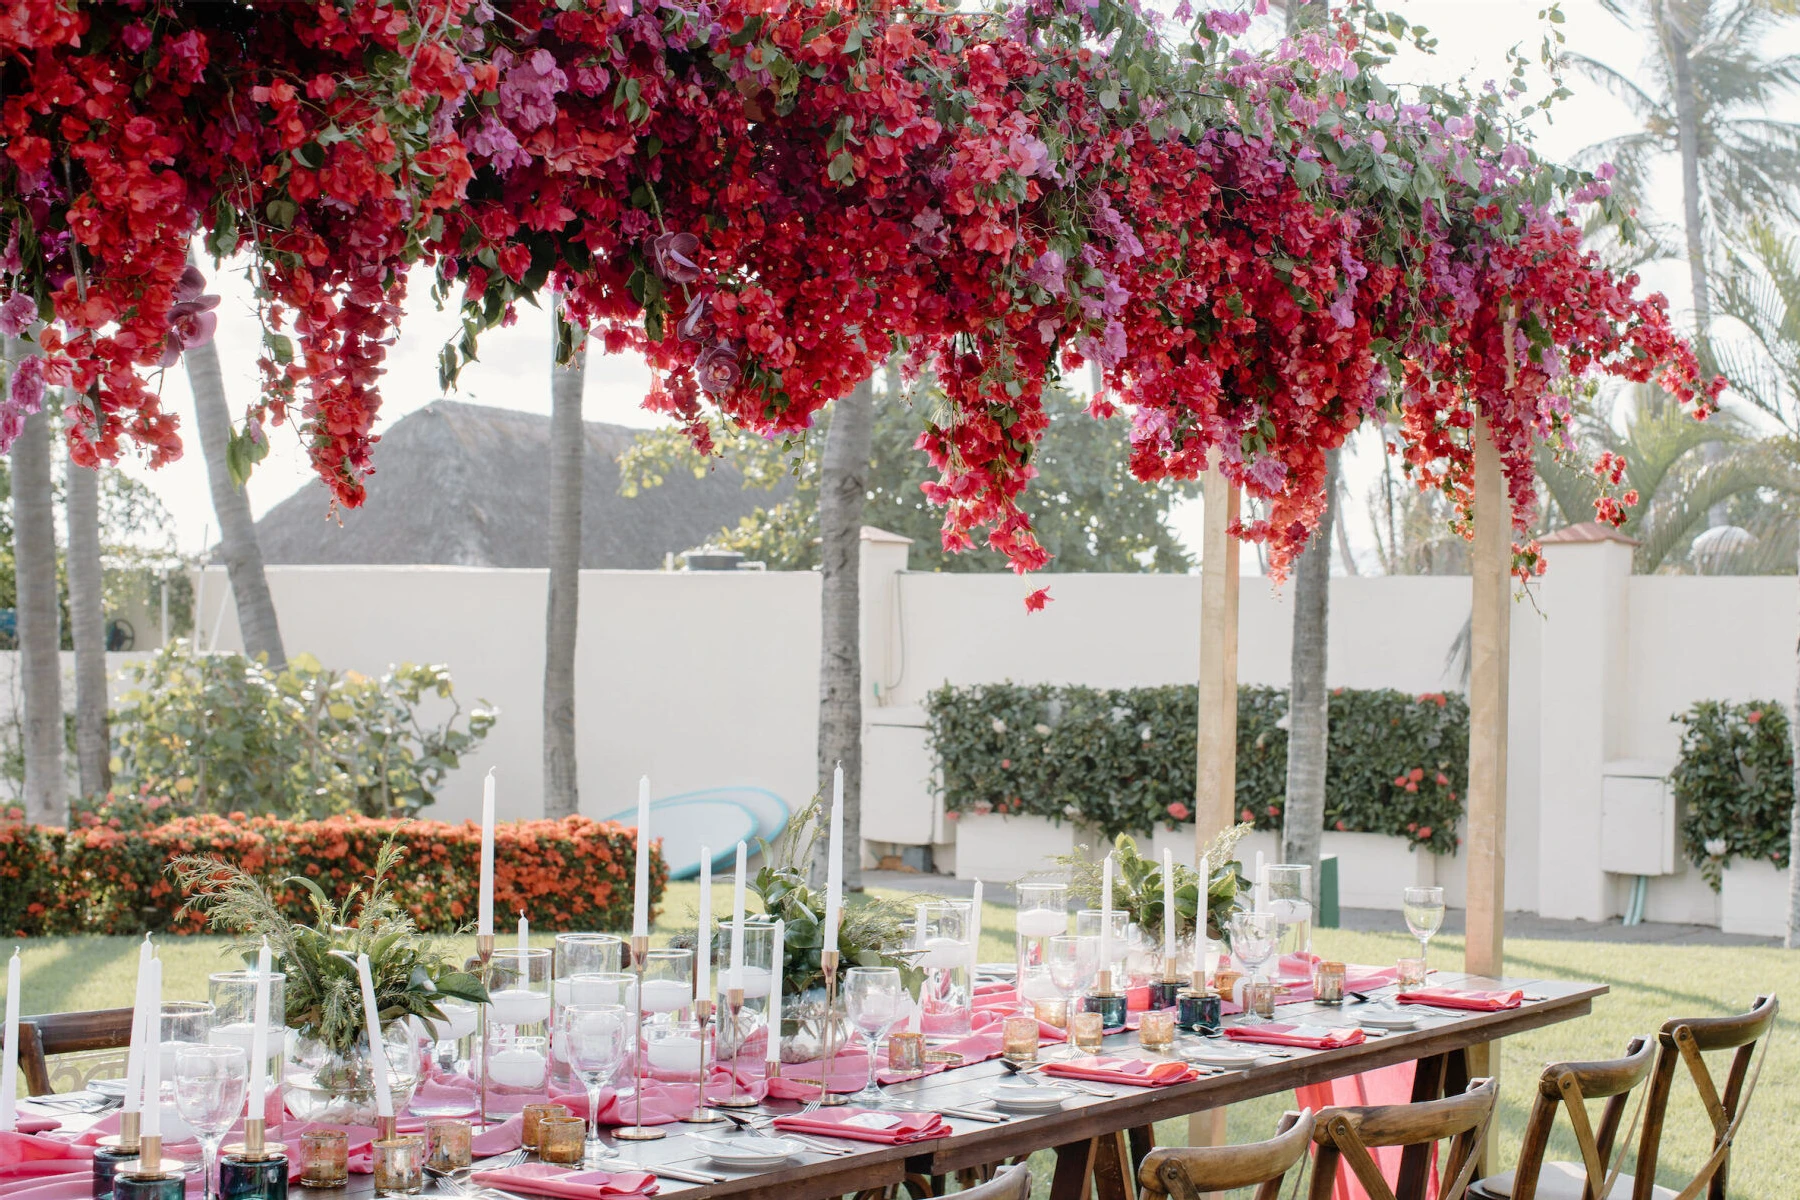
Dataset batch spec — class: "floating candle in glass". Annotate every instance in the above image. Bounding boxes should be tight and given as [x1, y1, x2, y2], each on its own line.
[486, 1044, 548, 1089]
[488, 989, 552, 1027]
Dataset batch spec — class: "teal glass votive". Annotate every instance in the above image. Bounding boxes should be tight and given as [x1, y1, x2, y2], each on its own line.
[110, 1175, 184, 1200]
[1078, 991, 1127, 1029]
[1177, 989, 1221, 1033]
[220, 1152, 290, 1200]
[1148, 980, 1183, 1010]
[91, 1143, 141, 1200]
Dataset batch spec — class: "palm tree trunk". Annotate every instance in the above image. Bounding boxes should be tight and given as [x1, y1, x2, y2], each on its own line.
[184, 334, 286, 666]
[8, 341, 65, 825]
[1281, 449, 1338, 905]
[813, 377, 874, 893]
[542, 322, 587, 819]
[64, 434, 109, 800]
[1790, 550, 1800, 946]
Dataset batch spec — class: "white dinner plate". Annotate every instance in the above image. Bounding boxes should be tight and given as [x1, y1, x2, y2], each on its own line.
[702, 1136, 800, 1168]
[1357, 1010, 1420, 1030]
[990, 1083, 1069, 1112]
[1185, 1044, 1262, 1068]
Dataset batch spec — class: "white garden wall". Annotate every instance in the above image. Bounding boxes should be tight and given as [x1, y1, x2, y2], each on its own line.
[20, 525, 1777, 932]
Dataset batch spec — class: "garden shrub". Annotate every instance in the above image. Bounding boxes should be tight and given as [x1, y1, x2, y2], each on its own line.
[925, 682, 1468, 853]
[111, 643, 496, 818]
[1671, 699, 1792, 888]
[2, 814, 664, 936]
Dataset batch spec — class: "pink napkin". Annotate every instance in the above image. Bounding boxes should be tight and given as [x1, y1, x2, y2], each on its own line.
[772, 1107, 949, 1145]
[1, 1120, 59, 1137]
[1224, 1024, 1366, 1050]
[1396, 987, 1523, 1012]
[971, 1002, 1067, 1043]
[471, 1164, 657, 1200]
[0, 1131, 94, 1179]
[552, 1083, 697, 1127]
[1040, 1057, 1199, 1087]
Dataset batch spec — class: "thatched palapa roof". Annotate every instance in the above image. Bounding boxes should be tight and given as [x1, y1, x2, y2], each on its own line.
[253, 400, 765, 568]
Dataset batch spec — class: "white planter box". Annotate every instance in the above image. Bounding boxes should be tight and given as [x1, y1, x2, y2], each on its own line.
[1720, 861, 1791, 938]
[952, 813, 1080, 881]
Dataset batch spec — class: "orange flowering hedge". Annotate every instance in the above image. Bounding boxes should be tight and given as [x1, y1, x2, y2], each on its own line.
[0, 814, 666, 937]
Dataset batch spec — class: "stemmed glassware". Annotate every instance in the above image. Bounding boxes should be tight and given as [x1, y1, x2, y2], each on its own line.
[1402, 886, 1446, 975]
[558, 1004, 629, 1164]
[842, 967, 904, 1105]
[1228, 912, 1277, 1024]
[173, 1044, 248, 1200]
[1045, 935, 1098, 1056]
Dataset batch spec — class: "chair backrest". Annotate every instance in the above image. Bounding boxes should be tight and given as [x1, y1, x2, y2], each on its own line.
[1507, 1035, 1656, 1200]
[16, 1008, 134, 1096]
[957, 1163, 1032, 1200]
[1139, 1110, 1316, 1200]
[1309, 1077, 1498, 1200]
[1634, 994, 1777, 1200]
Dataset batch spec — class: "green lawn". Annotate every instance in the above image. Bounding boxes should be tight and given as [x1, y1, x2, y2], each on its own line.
[14, 883, 1797, 1197]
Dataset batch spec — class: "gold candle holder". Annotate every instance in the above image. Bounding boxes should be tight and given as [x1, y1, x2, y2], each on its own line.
[682, 998, 725, 1122]
[299, 1129, 349, 1189]
[1070, 1010, 1104, 1054]
[372, 1135, 424, 1196]
[522, 1102, 570, 1151]
[97, 1109, 141, 1154]
[711, 985, 758, 1109]
[475, 932, 494, 1126]
[817, 948, 846, 1106]
[426, 1119, 473, 1172]
[614, 934, 666, 1141]
[537, 1116, 587, 1165]
[1137, 1009, 1176, 1051]
[1001, 1015, 1039, 1063]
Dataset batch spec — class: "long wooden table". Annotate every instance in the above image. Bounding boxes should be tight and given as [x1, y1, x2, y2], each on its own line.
[33, 973, 1607, 1200]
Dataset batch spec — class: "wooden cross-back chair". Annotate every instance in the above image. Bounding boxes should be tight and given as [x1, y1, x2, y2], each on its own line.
[1471, 1035, 1656, 1200]
[1137, 1110, 1316, 1200]
[14, 1008, 135, 1096]
[1307, 1077, 1498, 1200]
[1629, 994, 1777, 1200]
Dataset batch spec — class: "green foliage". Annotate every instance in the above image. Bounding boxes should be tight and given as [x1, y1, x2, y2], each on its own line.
[925, 682, 1469, 853]
[749, 800, 925, 995]
[621, 380, 1197, 572]
[1051, 828, 1248, 942]
[171, 835, 487, 1056]
[111, 643, 496, 818]
[1670, 699, 1793, 888]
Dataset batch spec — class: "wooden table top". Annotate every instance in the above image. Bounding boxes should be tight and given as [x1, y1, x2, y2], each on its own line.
[37, 973, 1607, 1200]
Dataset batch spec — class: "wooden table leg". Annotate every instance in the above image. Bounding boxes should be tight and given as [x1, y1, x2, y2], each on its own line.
[1127, 1124, 1156, 1167]
[1050, 1138, 1098, 1200]
[1396, 1052, 1449, 1199]
[1091, 1130, 1135, 1200]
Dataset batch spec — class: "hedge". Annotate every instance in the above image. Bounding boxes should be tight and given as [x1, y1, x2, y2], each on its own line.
[0, 811, 667, 938]
[925, 682, 1469, 853]
[1670, 699, 1793, 888]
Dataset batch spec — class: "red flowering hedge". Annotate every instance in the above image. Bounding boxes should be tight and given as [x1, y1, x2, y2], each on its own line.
[0, 813, 666, 939]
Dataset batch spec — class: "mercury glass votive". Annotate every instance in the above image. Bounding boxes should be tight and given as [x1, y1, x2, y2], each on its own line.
[887, 1031, 925, 1073]
[1137, 1009, 1176, 1051]
[1031, 996, 1068, 1030]
[1001, 1014, 1040, 1062]
[522, 1102, 571, 1150]
[1315, 962, 1346, 1006]
[1397, 957, 1428, 989]
[1247, 980, 1277, 1019]
[372, 1137, 424, 1196]
[425, 1119, 472, 1172]
[537, 1117, 586, 1166]
[1069, 1010, 1104, 1054]
[297, 1130, 348, 1189]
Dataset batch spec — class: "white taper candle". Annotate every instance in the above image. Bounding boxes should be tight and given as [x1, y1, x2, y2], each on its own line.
[247, 939, 272, 1120]
[355, 953, 394, 1118]
[729, 841, 747, 989]
[823, 766, 844, 953]
[696, 848, 712, 1003]
[633, 776, 652, 938]
[478, 768, 496, 937]
[122, 935, 152, 1116]
[766, 920, 785, 1063]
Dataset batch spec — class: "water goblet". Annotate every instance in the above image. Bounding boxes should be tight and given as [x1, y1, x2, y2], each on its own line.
[1402, 886, 1446, 975]
[1228, 912, 1277, 1024]
[843, 967, 904, 1105]
[558, 1004, 629, 1164]
[1045, 935, 1099, 1057]
[173, 1044, 248, 1200]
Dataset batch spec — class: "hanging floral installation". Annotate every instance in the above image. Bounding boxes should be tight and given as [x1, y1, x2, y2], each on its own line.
[0, 0, 1719, 582]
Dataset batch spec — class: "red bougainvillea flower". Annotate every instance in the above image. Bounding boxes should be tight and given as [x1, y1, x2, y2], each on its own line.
[1167, 801, 1191, 821]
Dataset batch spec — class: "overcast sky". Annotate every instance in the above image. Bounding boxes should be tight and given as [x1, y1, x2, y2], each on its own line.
[113, 1, 1759, 570]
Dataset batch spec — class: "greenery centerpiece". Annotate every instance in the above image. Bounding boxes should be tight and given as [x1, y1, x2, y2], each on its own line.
[1053, 825, 1249, 946]
[173, 836, 488, 1123]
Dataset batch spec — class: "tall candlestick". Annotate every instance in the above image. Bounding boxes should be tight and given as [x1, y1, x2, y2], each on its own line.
[247, 939, 272, 1121]
[1163, 849, 1176, 966]
[823, 765, 844, 953]
[1099, 853, 1114, 978]
[478, 769, 496, 937]
[729, 841, 747, 989]
[518, 912, 529, 960]
[766, 920, 784, 1065]
[632, 776, 651, 939]
[0, 949, 18, 1132]
[696, 848, 712, 1003]
[1253, 852, 1267, 914]
[141, 956, 163, 1141]
[122, 935, 153, 1116]
[355, 954, 394, 1118]
[968, 879, 983, 985]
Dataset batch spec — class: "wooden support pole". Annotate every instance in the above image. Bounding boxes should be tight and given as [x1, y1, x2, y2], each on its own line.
[1190, 469, 1240, 1173]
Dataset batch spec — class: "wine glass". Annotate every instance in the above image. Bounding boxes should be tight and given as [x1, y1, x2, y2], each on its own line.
[173, 1044, 248, 1200]
[843, 967, 904, 1105]
[1228, 912, 1277, 1024]
[558, 1004, 629, 1164]
[1045, 935, 1099, 1057]
[1402, 886, 1446, 974]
